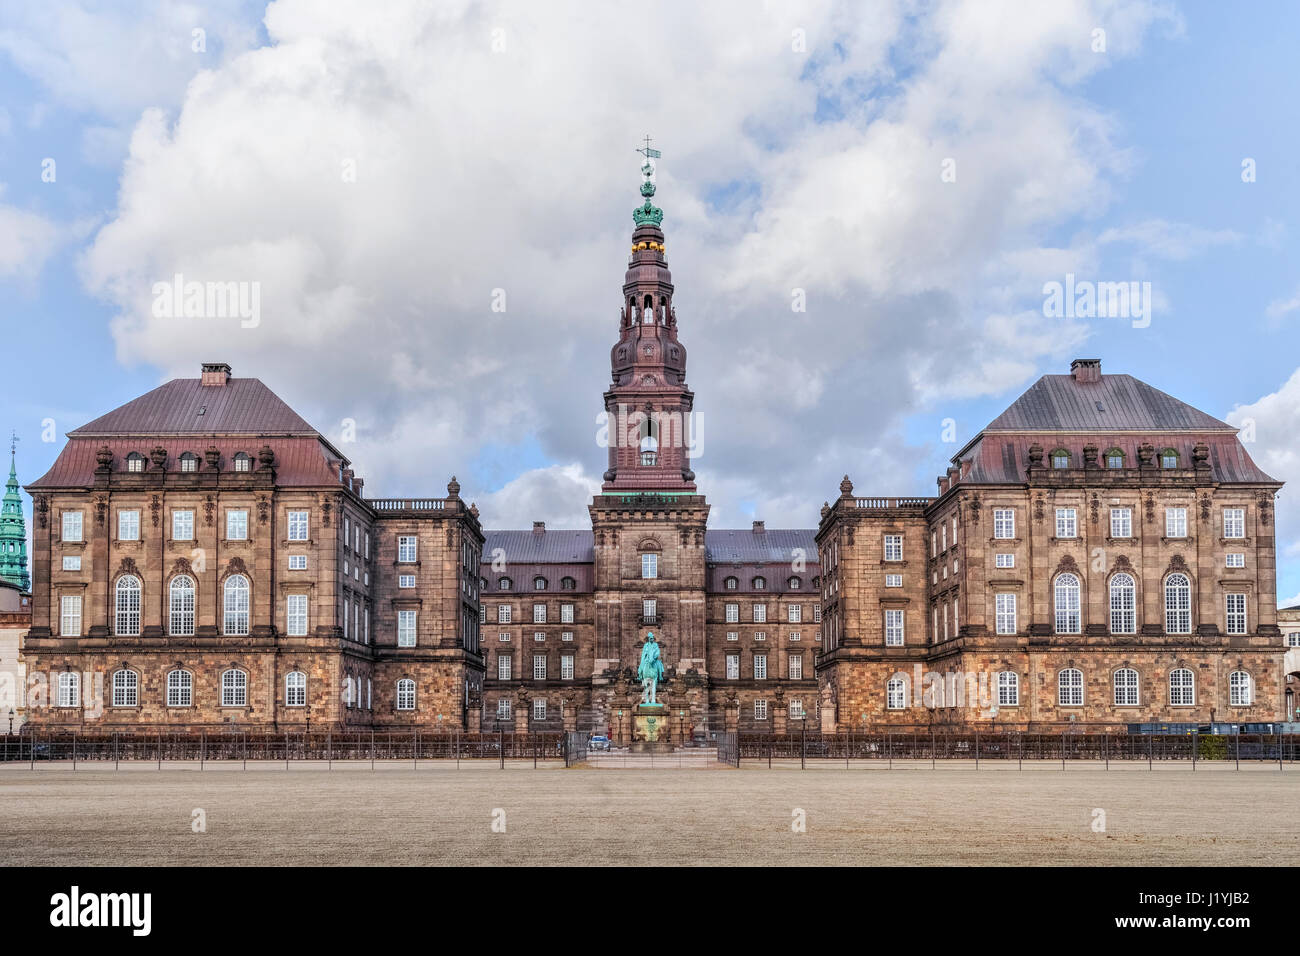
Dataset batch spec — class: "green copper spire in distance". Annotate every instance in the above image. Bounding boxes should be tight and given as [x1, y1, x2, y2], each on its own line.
[0, 439, 30, 592]
[633, 135, 664, 228]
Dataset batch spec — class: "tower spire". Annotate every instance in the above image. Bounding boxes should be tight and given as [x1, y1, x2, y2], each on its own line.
[0, 434, 30, 592]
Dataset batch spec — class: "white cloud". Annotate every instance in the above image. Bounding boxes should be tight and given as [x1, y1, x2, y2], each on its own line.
[0, 196, 60, 279]
[1265, 287, 1300, 321]
[79, 0, 1183, 526]
[475, 465, 602, 529]
[1097, 218, 1241, 260]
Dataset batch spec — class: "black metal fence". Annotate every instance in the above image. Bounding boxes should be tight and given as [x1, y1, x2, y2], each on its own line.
[716, 732, 739, 767]
[563, 732, 588, 767]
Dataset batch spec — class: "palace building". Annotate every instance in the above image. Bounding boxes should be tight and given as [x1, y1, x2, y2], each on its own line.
[19, 161, 1290, 735]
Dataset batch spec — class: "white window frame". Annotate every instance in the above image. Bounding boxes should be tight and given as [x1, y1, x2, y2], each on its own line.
[226, 509, 248, 541]
[115, 575, 141, 636]
[221, 669, 248, 707]
[885, 574, 903, 588]
[1229, 671, 1252, 706]
[498, 654, 512, 680]
[995, 593, 1016, 635]
[1164, 574, 1191, 634]
[171, 509, 194, 541]
[167, 669, 192, 707]
[223, 574, 250, 636]
[1054, 573, 1081, 634]
[886, 677, 907, 710]
[1058, 668, 1083, 707]
[884, 534, 903, 562]
[753, 654, 767, 680]
[1055, 508, 1077, 539]
[169, 576, 195, 636]
[399, 574, 416, 588]
[884, 609, 904, 646]
[287, 510, 309, 541]
[725, 654, 740, 680]
[641, 553, 658, 579]
[1223, 508, 1245, 539]
[57, 672, 80, 708]
[1113, 668, 1139, 706]
[498, 604, 512, 624]
[396, 679, 416, 711]
[1169, 668, 1194, 706]
[1109, 507, 1132, 538]
[1225, 553, 1245, 568]
[561, 654, 574, 680]
[286, 594, 308, 636]
[788, 654, 802, 680]
[995, 553, 1014, 569]
[398, 536, 418, 562]
[997, 671, 1019, 706]
[397, 609, 417, 647]
[286, 671, 307, 707]
[118, 509, 140, 541]
[112, 669, 138, 708]
[533, 655, 546, 681]
[62, 511, 83, 542]
[993, 509, 1015, 539]
[1225, 593, 1247, 635]
[1165, 507, 1187, 538]
[288, 554, 307, 570]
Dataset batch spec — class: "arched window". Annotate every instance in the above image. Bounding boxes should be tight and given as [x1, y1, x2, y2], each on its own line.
[788, 576, 801, 590]
[1105, 448, 1125, 469]
[112, 669, 138, 708]
[1051, 449, 1070, 469]
[1109, 573, 1136, 634]
[533, 576, 548, 591]
[1229, 671, 1252, 706]
[997, 671, 1019, 706]
[115, 574, 141, 636]
[232, 451, 251, 472]
[498, 577, 512, 591]
[560, 577, 576, 591]
[1164, 573, 1191, 634]
[886, 676, 908, 710]
[724, 576, 738, 590]
[1114, 668, 1139, 706]
[1169, 668, 1194, 706]
[223, 574, 250, 636]
[167, 669, 193, 707]
[125, 451, 145, 473]
[343, 676, 355, 707]
[169, 575, 196, 636]
[285, 671, 306, 707]
[638, 415, 658, 465]
[1054, 573, 1081, 634]
[179, 451, 199, 473]
[752, 576, 766, 591]
[57, 672, 80, 708]
[1058, 668, 1084, 706]
[221, 669, 247, 707]
[396, 678, 416, 711]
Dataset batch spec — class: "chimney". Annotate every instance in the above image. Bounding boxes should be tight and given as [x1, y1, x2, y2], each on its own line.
[1070, 358, 1101, 384]
[352, 477, 364, 496]
[532, 521, 545, 534]
[201, 362, 232, 386]
[752, 520, 765, 533]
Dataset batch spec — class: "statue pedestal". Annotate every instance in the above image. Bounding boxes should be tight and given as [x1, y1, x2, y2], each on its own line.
[632, 704, 669, 744]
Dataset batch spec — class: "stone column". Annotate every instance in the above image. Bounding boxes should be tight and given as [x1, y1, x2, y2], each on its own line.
[513, 689, 530, 735]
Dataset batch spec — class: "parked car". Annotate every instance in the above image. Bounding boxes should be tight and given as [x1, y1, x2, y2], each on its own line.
[587, 735, 610, 752]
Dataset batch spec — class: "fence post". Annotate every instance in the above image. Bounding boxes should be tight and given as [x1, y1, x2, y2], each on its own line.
[242, 731, 247, 771]
[1235, 730, 1239, 771]
[114, 732, 119, 772]
[370, 729, 375, 771]
[801, 722, 806, 771]
[1148, 733, 1152, 771]
[201, 731, 205, 771]
[415, 729, 419, 771]
[887, 732, 892, 770]
[1280, 734, 1284, 772]
[456, 731, 460, 770]
[932, 730, 936, 770]
[1192, 730, 1197, 771]
[158, 732, 162, 771]
[71, 731, 76, 770]
[1061, 732, 1065, 772]
[327, 733, 332, 770]
[1103, 732, 1108, 771]
[975, 731, 979, 771]
[499, 729, 504, 770]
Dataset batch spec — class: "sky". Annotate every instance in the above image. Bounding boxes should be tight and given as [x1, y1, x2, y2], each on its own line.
[1, 0, 1299, 604]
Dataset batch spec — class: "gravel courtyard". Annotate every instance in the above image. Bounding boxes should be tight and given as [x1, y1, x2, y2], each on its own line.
[1, 761, 1294, 866]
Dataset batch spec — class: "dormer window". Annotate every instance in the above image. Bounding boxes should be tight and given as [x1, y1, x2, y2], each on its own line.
[498, 577, 512, 591]
[724, 576, 738, 590]
[179, 452, 199, 473]
[126, 452, 145, 473]
[533, 576, 548, 591]
[560, 577, 576, 591]
[233, 452, 251, 472]
[1105, 449, 1124, 469]
[752, 576, 766, 590]
[1161, 449, 1178, 469]
[788, 576, 801, 590]
[1051, 450, 1070, 469]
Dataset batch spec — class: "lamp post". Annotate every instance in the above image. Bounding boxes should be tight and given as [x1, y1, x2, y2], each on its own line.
[8, 708, 13, 735]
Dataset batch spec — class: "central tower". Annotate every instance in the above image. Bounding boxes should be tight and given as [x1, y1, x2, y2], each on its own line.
[589, 144, 710, 737]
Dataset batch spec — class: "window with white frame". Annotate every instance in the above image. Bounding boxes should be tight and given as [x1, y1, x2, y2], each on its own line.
[1225, 553, 1244, 568]
[561, 631, 573, 642]
[1055, 508, 1077, 538]
[168, 576, 195, 636]
[223, 574, 250, 636]
[642, 598, 656, 619]
[289, 554, 307, 570]
[995, 553, 1015, 569]
[788, 654, 802, 679]
[725, 603, 738, 623]
[126, 452, 145, 473]
[993, 509, 1015, 539]
[498, 654, 512, 680]
[561, 603, 574, 623]
[533, 698, 547, 721]
[398, 536, 418, 561]
[1164, 574, 1191, 634]
[753, 699, 768, 720]
[397, 610, 417, 646]
[726, 654, 740, 679]
[114, 575, 141, 636]
[62, 511, 83, 542]
[1287, 632, 1300, 648]
[496, 699, 511, 720]
[57, 671, 80, 708]
[884, 609, 904, 646]
[171, 509, 193, 541]
[788, 604, 801, 623]
[167, 669, 192, 707]
[1165, 507, 1187, 538]
[997, 671, 1018, 706]
[726, 631, 738, 642]
[62, 555, 80, 571]
[753, 631, 766, 642]
[498, 604, 512, 624]
[813, 605, 821, 622]
[641, 553, 658, 579]
[533, 631, 545, 642]
[561, 654, 574, 680]
[226, 509, 248, 540]
[1058, 668, 1083, 706]
[533, 655, 546, 680]
[221, 669, 248, 707]
[887, 677, 907, 709]
[287, 510, 309, 541]
[1223, 508, 1245, 539]
[112, 669, 138, 707]
[1229, 670, 1252, 706]
[1225, 593, 1247, 634]
[499, 632, 510, 642]
[533, 603, 546, 623]
[789, 699, 804, 719]
[1169, 668, 1194, 706]
[397, 679, 416, 710]
[286, 594, 308, 636]
[752, 603, 767, 623]
[118, 509, 140, 541]
[884, 535, 903, 561]
[399, 574, 416, 588]
[753, 654, 767, 680]
[285, 671, 307, 707]
[1110, 508, 1132, 538]
[995, 593, 1016, 635]
[885, 574, 903, 587]
[1113, 668, 1139, 706]
[1109, 573, 1136, 634]
[1054, 573, 1081, 634]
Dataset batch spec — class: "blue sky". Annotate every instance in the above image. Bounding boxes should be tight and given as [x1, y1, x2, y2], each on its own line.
[1, 1, 1298, 603]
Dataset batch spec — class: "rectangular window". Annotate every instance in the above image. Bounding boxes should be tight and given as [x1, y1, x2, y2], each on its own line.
[499, 632, 510, 642]
[884, 534, 903, 561]
[561, 631, 573, 642]
[287, 510, 309, 541]
[813, 605, 821, 622]
[725, 603, 738, 623]
[561, 603, 574, 623]
[754, 699, 768, 720]
[343, 598, 350, 638]
[725, 654, 739, 679]
[726, 631, 738, 642]
[172, 509, 193, 541]
[61, 556, 81, 571]
[995, 593, 1016, 635]
[226, 509, 248, 540]
[533, 655, 547, 681]
[752, 604, 767, 623]
[533, 603, 546, 623]
[1225, 553, 1245, 568]
[288, 554, 307, 570]
[788, 604, 801, 623]
[62, 511, 83, 542]
[496, 699, 511, 720]
[1110, 508, 1132, 538]
[995, 553, 1014, 569]
[993, 509, 1015, 539]
[397, 610, 417, 647]
[642, 598, 656, 619]
[1223, 508, 1245, 539]
[789, 699, 804, 719]
[118, 510, 140, 541]
[398, 536, 418, 561]
[533, 631, 545, 642]
[498, 604, 512, 624]
[1225, 593, 1247, 634]
[60, 595, 82, 636]
[788, 655, 802, 680]
[561, 655, 574, 680]
[885, 574, 902, 588]
[641, 553, 658, 579]
[1165, 507, 1187, 538]
[399, 574, 416, 588]
[286, 595, 308, 636]
[754, 631, 766, 642]
[533, 699, 546, 721]
[498, 655, 512, 680]
[997, 672, 1019, 706]
[754, 655, 767, 680]
[1055, 508, 1077, 538]
[884, 609, 904, 646]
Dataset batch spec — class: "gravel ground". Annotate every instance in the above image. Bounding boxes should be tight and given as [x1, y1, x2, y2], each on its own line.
[1, 760, 1295, 866]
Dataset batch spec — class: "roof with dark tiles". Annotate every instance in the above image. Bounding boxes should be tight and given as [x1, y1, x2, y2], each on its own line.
[68, 377, 318, 437]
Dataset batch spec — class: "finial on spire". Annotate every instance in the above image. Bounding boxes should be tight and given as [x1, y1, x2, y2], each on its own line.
[633, 135, 664, 228]
[9, 431, 17, 456]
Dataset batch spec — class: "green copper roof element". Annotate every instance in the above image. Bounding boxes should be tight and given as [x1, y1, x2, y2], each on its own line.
[632, 157, 663, 227]
[0, 449, 30, 592]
